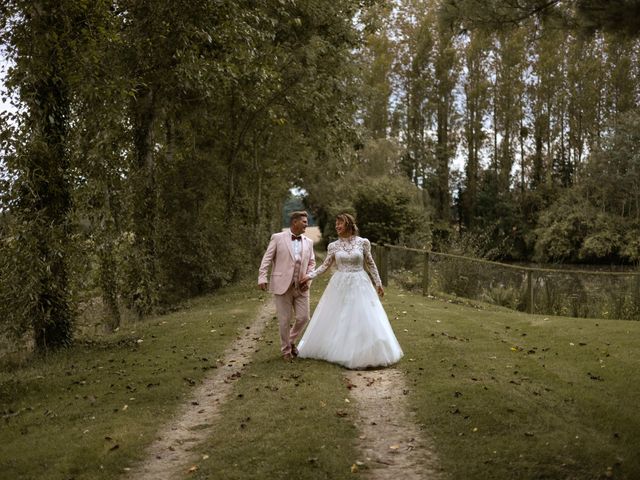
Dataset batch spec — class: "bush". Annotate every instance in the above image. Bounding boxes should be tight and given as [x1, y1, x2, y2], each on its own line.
[353, 176, 431, 248]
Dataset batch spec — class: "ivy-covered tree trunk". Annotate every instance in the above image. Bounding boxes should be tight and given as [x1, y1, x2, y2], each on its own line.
[9, 1, 75, 351]
[129, 85, 159, 318]
[98, 240, 120, 331]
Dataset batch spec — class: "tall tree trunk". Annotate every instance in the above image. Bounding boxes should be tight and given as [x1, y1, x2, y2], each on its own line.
[129, 85, 158, 318]
[98, 241, 120, 331]
[20, 3, 75, 351]
[436, 99, 450, 222]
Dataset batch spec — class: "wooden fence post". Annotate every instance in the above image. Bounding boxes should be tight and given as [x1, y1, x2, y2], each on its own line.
[380, 245, 389, 287]
[374, 244, 382, 273]
[527, 270, 534, 314]
[422, 251, 430, 296]
[633, 274, 640, 319]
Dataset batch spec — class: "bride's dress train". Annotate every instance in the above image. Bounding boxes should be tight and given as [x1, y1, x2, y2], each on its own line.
[297, 237, 403, 369]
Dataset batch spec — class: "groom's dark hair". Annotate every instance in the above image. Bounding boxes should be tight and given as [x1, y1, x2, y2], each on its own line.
[289, 211, 308, 224]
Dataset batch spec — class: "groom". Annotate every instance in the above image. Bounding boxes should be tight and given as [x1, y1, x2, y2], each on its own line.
[258, 211, 316, 361]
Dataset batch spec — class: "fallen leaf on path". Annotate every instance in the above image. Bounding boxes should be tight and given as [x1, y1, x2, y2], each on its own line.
[188, 465, 198, 473]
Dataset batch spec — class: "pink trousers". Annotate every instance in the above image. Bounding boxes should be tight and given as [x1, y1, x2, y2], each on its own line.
[273, 284, 310, 355]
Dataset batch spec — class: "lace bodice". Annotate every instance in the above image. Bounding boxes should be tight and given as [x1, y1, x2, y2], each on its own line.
[308, 236, 382, 287]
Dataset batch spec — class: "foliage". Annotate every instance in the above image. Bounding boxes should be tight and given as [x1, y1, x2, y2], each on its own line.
[441, 0, 640, 36]
[353, 1, 640, 265]
[0, 0, 369, 352]
[534, 190, 596, 262]
[534, 110, 640, 264]
[0, 0, 105, 350]
[1, 0, 640, 356]
[353, 176, 431, 247]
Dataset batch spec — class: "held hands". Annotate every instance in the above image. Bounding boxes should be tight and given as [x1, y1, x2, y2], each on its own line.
[376, 285, 384, 297]
[299, 275, 311, 292]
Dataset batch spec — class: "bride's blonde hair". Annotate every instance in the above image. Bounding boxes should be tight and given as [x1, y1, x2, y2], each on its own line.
[336, 213, 359, 236]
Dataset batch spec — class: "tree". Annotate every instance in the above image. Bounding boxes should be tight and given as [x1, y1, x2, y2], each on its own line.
[354, 176, 431, 247]
[432, 19, 460, 223]
[0, 1, 112, 350]
[441, 0, 640, 37]
[360, 3, 394, 139]
[491, 27, 526, 192]
[459, 29, 491, 228]
[535, 110, 640, 263]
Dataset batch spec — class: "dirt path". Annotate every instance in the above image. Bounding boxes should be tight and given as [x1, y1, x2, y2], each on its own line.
[125, 296, 441, 479]
[124, 299, 275, 480]
[345, 369, 443, 479]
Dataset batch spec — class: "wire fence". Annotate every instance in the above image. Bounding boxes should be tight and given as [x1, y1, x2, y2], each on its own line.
[373, 244, 640, 321]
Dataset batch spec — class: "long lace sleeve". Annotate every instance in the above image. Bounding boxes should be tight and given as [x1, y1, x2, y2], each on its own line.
[308, 243, 336, 279]
[363, 238, 382, 287]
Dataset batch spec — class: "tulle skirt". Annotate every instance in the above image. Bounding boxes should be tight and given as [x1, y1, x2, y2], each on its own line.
[297, 270, 403, 369]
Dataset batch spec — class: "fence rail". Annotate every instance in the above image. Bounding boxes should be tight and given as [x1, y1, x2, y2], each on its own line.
[372, 244, 640, 321]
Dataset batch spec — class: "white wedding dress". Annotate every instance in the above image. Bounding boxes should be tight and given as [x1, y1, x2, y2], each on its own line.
[297, 236, 403, 369]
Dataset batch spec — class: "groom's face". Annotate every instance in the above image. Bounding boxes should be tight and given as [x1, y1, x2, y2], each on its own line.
[291, 216, 308, 235]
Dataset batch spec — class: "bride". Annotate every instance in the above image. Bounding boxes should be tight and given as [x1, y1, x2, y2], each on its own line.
[297, 213, 403, 369]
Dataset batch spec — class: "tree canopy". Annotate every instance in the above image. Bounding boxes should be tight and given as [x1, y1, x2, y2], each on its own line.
[1, 0, 638, 353]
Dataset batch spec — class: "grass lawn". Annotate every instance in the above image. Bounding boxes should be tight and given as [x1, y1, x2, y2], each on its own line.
[0, 283, 264, 480]
[2, 278, 639, 479]
[387, 290, 640, 479]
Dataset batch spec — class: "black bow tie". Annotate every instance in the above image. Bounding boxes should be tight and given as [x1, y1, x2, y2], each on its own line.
[291, 234, 302, 241]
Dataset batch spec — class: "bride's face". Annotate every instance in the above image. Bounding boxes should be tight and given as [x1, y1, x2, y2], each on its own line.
[335, 219, 347, 236]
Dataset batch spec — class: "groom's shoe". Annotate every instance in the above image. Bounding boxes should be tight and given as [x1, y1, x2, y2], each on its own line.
[291, 343, 299, 358]
[283, 353, 294, 362]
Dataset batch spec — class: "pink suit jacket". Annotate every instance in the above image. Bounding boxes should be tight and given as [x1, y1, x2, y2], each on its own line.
[258, 230, 316, 295]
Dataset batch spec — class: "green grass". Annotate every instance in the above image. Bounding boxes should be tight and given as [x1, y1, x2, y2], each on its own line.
[188, 351, 360, 480]
[388, 291, 640, 479]
[2, 279, 640, 479]
[0, 282, 265, 480]
[171, 273, 362, 479]
[188, 287, 359, 480]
